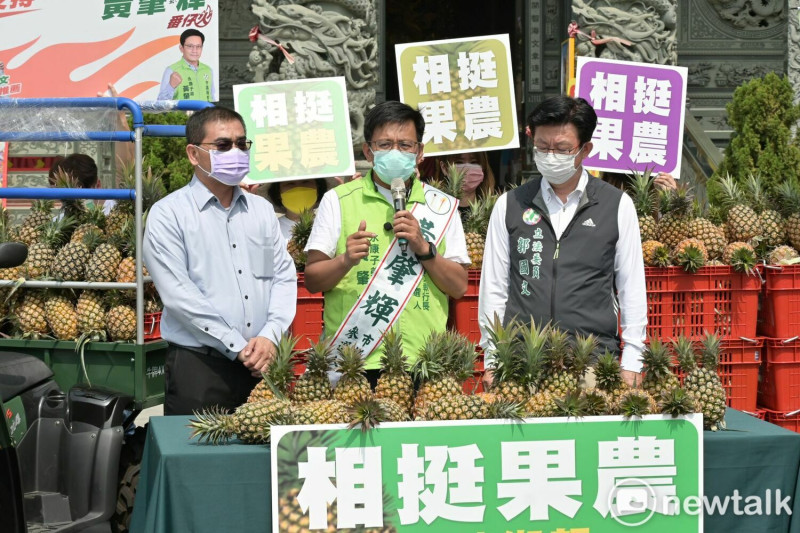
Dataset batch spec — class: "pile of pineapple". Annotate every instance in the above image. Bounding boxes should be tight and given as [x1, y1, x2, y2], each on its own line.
[189, 321, 728, 447]
[431, 162, 496, 269]
[631, 170, 800, 272]
[0, 171, 165, 342]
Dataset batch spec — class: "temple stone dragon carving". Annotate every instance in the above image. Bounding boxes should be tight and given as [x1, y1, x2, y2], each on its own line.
[572, 0, 678, 66]
[248, 0, 378, 147]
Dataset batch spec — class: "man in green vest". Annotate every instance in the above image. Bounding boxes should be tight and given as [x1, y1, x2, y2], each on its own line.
[304, 101, 470, 385]
[157, 29, 216, 101]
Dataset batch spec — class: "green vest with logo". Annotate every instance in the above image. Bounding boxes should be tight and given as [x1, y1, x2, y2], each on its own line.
[169, 59, 212, 101]
[324, 172, 450, 369]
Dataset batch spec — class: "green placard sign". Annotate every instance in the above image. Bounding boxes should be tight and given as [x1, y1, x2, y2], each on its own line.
[396, 34, 520, 157]
[272, 415, 703, 532]
[233, 76, 355, 183]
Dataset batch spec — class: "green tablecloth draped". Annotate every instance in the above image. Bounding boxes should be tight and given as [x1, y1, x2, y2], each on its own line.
[130, 409, 800, 533]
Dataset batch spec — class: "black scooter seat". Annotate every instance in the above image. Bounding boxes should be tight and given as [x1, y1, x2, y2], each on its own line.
[0, 353, 54, 402]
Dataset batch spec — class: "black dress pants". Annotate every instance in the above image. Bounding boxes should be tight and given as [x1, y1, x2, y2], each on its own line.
[164, 343, 260, 416]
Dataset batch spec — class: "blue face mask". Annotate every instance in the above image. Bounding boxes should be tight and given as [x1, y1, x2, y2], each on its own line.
[372, 149, 417, 181]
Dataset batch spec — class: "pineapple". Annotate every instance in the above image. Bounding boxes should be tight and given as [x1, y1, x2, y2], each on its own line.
[641, 239, 671, 267]
[484, 319, 527, 403]
[746, 172, 784, 248]
[76, 290, 106, 335]
[106, 167, 165, 238]
[658, 387, 700, 417]
[188, 399, 293, 444]
[688, 216, 726, 260]
[463, 194, 495, 269]
[287, 208, 314, 272]
[570, 333, 598, 386]
[581, 388, 612, 416]
[656, 182, 692, 248]
[539, 327, 576, 395]
[85, 233, 123, 283]
[248, 333, 299, 403]
[15, 290, 49, 338]
[552, 390, 590, 418]
[44, 290, 78, 340]
[717, 174, 760, 243]
[292, 338, 334, 403]
[411, 331, 464, 416]
[676, 334, 727, 431]
[768, 244, 799, 265]
[51, 228, 103, 281]
[23, 216, 74, 279]
[777, 180, 800, 250]
[347, 397, 408, 431]
[626, 167, 658, 241]
[594, 350, 628, 400]
[332, 344, 372, 406]
[641, 338, 680, 397]
[71, 202, 106, 244]
[617, 388, 659, 417]
[105, 292, 136, 341]
[374, 327, 414, 414]
[292, 399, 350, 425]
[525, 390, 557, 417]
[673, 238, 708, 273]
[16, 200, 55, 246]
[722, 241, 757, 274]
[51, 170, 86, 229]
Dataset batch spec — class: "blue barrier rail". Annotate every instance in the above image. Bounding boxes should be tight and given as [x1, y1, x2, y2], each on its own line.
[0, 188, 134, 200]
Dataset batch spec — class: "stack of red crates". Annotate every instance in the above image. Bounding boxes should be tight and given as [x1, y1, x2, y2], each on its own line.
[645, 266, 762, 413]
[289, 273, 324, 376]
[758, 265, 800, 432]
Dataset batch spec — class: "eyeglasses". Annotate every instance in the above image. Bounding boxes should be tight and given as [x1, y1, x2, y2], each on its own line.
[183, 44, 203, 50]
[196, 139, 253, 152]
[369, 139, 421, 153]
[533, 145, 582, 157]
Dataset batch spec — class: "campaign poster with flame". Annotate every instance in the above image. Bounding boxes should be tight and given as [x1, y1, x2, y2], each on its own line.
[0, 0, 219, 101]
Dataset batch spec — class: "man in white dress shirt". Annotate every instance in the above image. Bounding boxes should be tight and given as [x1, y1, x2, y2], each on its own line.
[478, 95, 647, 388]
[144, 106, 296, 414]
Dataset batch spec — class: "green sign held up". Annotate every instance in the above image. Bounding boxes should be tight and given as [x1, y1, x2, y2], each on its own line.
[233, 76, 355, 183]
[396, 34, 520, 157]
[272, 415, 703, 532]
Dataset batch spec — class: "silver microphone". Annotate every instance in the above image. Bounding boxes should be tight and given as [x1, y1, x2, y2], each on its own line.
[390, 178, 408, 252]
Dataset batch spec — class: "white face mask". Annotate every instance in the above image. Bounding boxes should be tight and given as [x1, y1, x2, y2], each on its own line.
[534, 150, 581, 185]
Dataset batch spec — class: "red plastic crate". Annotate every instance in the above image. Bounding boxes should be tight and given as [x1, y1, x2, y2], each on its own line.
[762, 408, 800, 433]
[644, 266, 760, 339]
[667, 338, 762, 412]
[449, 269, 481, 344]
[758, 338, 800, 411]
[143, 312, 162, 340]
[760, 265, 800, 337]
[290, 273, 324, 351]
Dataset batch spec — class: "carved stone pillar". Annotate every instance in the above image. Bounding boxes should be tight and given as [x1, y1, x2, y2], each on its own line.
[790, 0, 800, 104]
[246, 0, 380, 148]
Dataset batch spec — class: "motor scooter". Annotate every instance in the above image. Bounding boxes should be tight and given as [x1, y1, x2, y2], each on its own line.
[0, 241, 146, 533]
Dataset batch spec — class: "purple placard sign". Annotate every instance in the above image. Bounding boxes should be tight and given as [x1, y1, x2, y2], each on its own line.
[575, 57, 688, 177]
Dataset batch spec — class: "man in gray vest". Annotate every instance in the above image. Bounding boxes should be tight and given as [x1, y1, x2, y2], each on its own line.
[478, 95, 647, 388]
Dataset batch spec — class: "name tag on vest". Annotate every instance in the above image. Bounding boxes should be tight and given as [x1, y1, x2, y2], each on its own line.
[330, 184, 458, 356]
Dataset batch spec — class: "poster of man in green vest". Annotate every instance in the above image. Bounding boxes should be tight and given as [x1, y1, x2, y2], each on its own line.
[157, 28, 217, 101]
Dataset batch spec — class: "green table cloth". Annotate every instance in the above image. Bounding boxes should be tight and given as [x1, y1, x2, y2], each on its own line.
[130, 409, 800, 533]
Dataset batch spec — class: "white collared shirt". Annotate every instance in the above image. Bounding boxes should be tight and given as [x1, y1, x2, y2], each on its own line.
[143, 176, 297, 358]
[478, 170, 648, 372]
